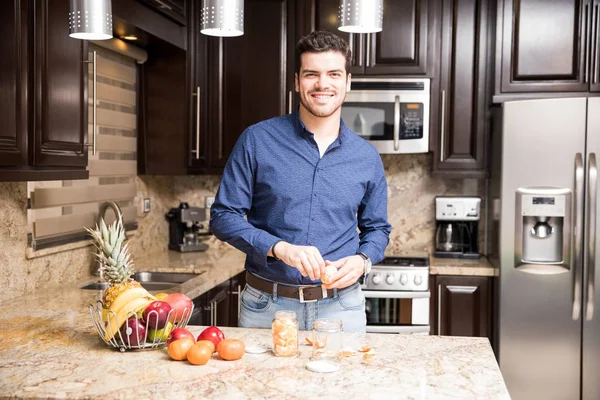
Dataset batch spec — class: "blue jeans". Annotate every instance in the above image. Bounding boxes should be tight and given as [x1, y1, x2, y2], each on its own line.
[238, 281, 366, 333]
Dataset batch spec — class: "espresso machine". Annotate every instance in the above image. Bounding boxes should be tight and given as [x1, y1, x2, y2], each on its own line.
[435, 196, 481, 259]
[165, 202, 210, 252]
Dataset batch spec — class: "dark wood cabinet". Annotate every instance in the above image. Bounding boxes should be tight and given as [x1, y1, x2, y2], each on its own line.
[138, 0, 187, 25]
[0, 0, 88, 182]
[431, 0, 494, 178]
[495, 0, 600, 98]
[301, 0, 434, 76]
[189, 272, 246, 327]
[431, 275, 493, 342]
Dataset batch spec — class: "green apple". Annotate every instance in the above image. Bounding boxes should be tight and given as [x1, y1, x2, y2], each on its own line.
[147, 321, 173, 342]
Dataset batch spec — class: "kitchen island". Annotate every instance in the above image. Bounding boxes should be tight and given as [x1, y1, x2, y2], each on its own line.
[0, 280, 510, 399]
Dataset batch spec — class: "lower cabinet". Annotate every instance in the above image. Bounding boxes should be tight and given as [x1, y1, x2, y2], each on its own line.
[189, 272, 245, 327]
[430, 275, 493, 343]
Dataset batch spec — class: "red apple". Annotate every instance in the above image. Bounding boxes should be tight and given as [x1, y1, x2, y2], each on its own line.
[119, 316, 147, 347]
[163, 293, 193, 323]
[142, 301, 172, 330]
[167, 327, 195, 345]
[197, 326, 225, 349]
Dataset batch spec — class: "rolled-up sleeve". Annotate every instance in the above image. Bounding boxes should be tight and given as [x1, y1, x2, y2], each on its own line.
[356, 154, 392, 264]
[209, 128, 280, 266]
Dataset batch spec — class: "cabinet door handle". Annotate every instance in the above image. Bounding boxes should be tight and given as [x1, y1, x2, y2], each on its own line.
[288, 90, 293, 114]
[393, 95, 400, 151]
[439, 90, 446, 162]
[229, 285, 242, 321]
[437, 284, 442, 336]
[348, 34, 355, 65]
[191, 86, 201, 159]
[446, 285, 478, 294]
[83, 51, 98, 155]
[357, 34, 364, 67]
[586, 153, 597, 320]
[574, 153, 584, 320]
[218, 38, 224, 160]
[365, 33, 371, 67]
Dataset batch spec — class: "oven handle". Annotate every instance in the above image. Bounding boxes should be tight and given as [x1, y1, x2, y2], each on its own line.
[366, 325, 430, 334]
[363, 290, 430, 299]
[393, 95, 400, 151]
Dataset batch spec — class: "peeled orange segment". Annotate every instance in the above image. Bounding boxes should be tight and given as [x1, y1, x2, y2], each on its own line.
[363, 351, 376, 360]
[358, 346, 372, 353]
[339, 350, 354, 357]
[305, 337, 314, 345]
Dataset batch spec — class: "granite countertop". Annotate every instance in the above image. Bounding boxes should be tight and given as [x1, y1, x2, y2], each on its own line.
[0, 282, 510, 399]
[430, 256, 498, 277]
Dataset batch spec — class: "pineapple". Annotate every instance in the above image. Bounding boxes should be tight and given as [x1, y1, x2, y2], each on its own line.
[85, 204, 140, 309]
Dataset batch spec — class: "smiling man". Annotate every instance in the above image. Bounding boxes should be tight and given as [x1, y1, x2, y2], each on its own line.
[210, 30, 391, 333]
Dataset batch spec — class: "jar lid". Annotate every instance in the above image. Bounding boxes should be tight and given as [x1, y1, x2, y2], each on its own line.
[305, 360, 340, 373]
[274, 310, 297, 320]
[245, 345, 268, 354]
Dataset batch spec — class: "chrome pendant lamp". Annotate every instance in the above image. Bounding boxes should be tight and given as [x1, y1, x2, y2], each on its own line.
[69, 0, 113, 40]
[338, 0, 383, 33]
[201, 0, 244, 37]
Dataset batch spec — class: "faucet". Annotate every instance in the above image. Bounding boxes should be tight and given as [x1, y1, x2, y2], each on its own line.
[92, 201, 124, 276]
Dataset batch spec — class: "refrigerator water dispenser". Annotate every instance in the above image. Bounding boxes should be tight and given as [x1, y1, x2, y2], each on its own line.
[514, 187, 572, 274]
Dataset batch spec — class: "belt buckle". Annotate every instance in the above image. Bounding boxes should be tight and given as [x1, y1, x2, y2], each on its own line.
[298, 286, 328, 303]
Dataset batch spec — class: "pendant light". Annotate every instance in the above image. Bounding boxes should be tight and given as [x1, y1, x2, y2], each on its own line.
[201, 0, 244, 37]
[338, 0, 383, 34]
[69, 0, 113, 40]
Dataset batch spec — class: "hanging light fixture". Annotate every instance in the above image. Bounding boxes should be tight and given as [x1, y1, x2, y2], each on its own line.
[201, 0, 244, 37]
[69, 0, 113, 40]
[338, 0, 383, 34]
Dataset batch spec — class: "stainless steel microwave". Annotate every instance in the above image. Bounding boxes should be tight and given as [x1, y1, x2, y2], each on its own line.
[341, 78, 430, 154]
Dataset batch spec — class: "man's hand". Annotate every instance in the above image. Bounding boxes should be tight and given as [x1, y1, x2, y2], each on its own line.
[272, 242, 325, 281]
[321, 255, 364, 289]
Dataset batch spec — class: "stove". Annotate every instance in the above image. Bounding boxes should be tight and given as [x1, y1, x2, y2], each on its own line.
[361, 255, 430, 292]
[361, 254, 431, 334]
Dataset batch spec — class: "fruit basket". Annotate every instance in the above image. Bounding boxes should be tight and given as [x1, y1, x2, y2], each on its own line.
[89, 300, 194, 352]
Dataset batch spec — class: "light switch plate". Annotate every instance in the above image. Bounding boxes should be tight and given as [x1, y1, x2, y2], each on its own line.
[143, 198, 151, 213]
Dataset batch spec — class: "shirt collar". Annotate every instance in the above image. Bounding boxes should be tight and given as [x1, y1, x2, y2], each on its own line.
[293, 109, 351, 144]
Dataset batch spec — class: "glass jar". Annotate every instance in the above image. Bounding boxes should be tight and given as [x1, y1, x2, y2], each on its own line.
[272, 310, 298, 357]
[312, 318, 343, 360]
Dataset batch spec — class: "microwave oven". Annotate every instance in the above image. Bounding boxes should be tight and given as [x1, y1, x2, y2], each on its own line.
[341, 78, 430, 154]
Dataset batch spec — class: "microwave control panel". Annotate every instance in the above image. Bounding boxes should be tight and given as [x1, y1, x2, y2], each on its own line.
[399, 103, 424, 139]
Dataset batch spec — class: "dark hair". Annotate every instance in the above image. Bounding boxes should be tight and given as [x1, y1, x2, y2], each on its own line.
[295, 30, 352, 75]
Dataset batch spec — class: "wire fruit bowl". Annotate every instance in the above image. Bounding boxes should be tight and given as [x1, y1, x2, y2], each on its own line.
[89, 300, 194, 352]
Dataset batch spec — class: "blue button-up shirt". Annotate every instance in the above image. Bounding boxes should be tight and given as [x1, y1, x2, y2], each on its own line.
[210, 111, 391, 285]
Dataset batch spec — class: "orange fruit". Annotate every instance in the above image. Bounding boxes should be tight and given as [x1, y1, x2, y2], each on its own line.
[187, 342, 213, 365]
[167, 337, 195, 361]
[196, 339, 216, 353]
[217, 338, 245, 361]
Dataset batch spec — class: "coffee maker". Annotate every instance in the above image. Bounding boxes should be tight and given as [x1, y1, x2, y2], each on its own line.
[165, 202, 211, 252]
[435, 196, 481, 259]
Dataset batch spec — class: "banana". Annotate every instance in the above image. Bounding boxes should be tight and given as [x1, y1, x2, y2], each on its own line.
[104, 296, 154, 342]
[109, 287, 156, 315]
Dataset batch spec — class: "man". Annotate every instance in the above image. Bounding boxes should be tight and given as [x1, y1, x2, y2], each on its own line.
[210, 30, 391, 333]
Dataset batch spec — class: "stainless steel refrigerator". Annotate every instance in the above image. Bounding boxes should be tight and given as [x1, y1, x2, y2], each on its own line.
[488, 97, 600, 400]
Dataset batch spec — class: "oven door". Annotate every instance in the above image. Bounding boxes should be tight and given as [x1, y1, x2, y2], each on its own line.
[363, 290, 430, 334]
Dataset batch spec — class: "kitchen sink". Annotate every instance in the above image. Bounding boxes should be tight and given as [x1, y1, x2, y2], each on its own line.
[80, 271, 204, 291]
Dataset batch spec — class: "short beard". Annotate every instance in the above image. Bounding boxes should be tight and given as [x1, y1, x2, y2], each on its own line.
[299, 92, 346, 118]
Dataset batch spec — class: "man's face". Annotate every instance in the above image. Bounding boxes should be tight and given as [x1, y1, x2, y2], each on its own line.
[295, 51, 350, 119]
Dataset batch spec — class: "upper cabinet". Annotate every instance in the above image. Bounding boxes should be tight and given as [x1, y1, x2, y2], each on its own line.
[140, 0, 294, 175]
[431, 0, 494, 177]
[495, 0, 600, 99]
[0, 0, 88, 182]
[302, 0, 434, 76]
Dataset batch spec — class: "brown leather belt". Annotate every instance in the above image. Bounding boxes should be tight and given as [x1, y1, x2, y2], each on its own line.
[245, 272, 336, 303]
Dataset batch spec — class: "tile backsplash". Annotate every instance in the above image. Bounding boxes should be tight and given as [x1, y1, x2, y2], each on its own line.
[0, 153, 484, 301]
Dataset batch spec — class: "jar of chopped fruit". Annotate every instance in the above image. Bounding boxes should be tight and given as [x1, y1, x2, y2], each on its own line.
[272, 310, 298, 357]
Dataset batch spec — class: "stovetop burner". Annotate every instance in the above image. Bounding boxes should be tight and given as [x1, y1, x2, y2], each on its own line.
[378, 256, 429, 267]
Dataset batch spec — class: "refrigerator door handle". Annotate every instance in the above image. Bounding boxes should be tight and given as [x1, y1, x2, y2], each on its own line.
[586, 153, 597, 320]
[574, 153, 585, 320]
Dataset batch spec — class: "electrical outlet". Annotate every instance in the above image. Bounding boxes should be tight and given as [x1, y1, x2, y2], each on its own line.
[205, 196, 215, 208]
[143, 198, 151, 213]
